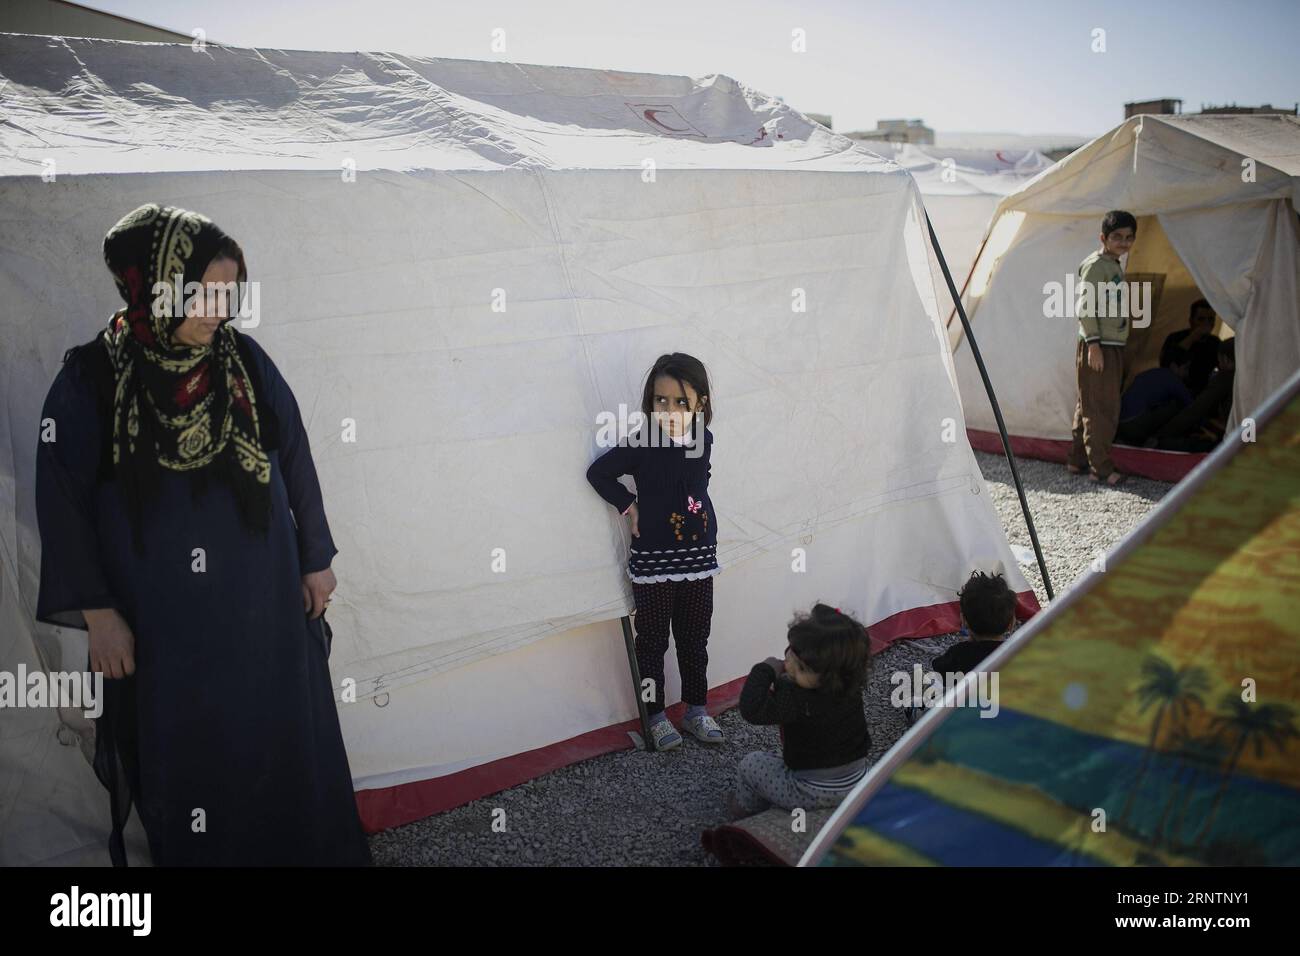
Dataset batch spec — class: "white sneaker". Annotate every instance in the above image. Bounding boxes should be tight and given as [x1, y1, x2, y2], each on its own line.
[682, 713, 725, 744]
[649, 718, 682, 751]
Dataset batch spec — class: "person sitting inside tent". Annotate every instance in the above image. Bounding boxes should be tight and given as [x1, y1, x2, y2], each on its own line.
[728, 604, 871, 817]
[903, 571, 1016, 726]
[1151, 338, 1237, 452]
[1161, 299, 1221, 395]
[1115, 345, 1194, 447]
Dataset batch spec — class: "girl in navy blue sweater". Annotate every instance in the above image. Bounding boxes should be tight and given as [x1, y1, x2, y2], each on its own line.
[586, 353, 721, 751]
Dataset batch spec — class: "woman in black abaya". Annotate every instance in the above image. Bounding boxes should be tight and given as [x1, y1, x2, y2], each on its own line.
[35, 203, 371, 866]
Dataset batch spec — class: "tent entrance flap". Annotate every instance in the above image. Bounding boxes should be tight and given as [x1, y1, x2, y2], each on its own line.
[1126, 214, 1233, 388]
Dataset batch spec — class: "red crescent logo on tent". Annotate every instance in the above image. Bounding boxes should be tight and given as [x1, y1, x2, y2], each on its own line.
[996, 150, 1010, 164]
[626, 102, 704, 137]
[644, 108, 689, 133]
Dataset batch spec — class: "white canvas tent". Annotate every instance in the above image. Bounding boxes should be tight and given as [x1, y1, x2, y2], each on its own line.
[953, 114, 1300, 459]
[886, 144, 1052, 294]
[0, 33, 1033, 864]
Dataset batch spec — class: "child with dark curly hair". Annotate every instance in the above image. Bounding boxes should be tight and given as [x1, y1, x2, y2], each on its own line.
[728, 603, 871, 816]
[902, 571, 1017, 726]
[933, 570, 1017, 675]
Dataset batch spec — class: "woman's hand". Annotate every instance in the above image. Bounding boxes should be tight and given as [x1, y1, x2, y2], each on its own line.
[84, 608, 135, 679]
[302, 567, 337, 620]
[626, 502, 640, 538]
[764, 656, 785, 674]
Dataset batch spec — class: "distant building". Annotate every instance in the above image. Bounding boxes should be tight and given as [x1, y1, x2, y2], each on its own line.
[935, 131, 1087, 156]
[1124, 98, 1183, 119]
[1124, 98, 1298, 120]
[1, 0, 193, 42]
[804, 113, 833, 131]
[846, 118, 934, 145]
[1199, 102, 1298, 116]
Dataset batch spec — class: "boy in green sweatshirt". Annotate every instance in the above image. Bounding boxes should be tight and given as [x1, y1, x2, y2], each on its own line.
[1067, 209, 1137, 485]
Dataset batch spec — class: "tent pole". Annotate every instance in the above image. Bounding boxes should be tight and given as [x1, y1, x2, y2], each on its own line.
[620, 615, 656, 751]
[925, 211, 1055, 600]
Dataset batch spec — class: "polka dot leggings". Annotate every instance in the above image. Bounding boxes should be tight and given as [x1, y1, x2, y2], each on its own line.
[631, 576, 713, 715]
[733, 752, 859, 814]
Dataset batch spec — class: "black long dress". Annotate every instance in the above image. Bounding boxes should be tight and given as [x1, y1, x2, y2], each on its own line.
[35, 330, 372, 866]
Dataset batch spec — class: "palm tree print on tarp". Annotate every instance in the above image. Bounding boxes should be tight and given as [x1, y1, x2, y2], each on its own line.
[1153, 727, 1226, 850]
[1191, 694, 1298, 849]
[1117, 656, 1209, 832]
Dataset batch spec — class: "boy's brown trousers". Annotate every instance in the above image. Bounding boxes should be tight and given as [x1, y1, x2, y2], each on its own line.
[1068, 340, 1126, 478]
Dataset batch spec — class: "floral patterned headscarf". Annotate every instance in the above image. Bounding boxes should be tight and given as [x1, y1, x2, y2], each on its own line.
[101, 203, 271, 535]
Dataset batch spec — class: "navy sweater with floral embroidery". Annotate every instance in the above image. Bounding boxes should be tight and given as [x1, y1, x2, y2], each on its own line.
[586, 426, 719, 583]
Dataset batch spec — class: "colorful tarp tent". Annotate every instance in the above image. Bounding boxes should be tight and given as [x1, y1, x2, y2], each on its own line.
[0, 33, 1036, 864]
[803, 367, 1300, 866]
[952, 114, 1300, 482]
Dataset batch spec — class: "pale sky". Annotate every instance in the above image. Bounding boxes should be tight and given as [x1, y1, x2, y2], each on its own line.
[84, 0, 1298, 140]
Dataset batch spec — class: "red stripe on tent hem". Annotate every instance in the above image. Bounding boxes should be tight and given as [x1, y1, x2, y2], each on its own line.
[354, 677, 747, 834]
[354, 592, 1040, 833]
[864, 590, 1039, 655]
[966, 428, 1205, 483]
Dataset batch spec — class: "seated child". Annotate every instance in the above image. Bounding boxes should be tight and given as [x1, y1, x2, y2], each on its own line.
[903, 571, 1017, 726]
[729, 604, 871, 816]
[1115, 345, 1193, 446]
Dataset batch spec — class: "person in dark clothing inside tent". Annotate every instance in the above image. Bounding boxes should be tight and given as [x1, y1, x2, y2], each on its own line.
[35, 203, 371, 866]
[1115, 345, 1194, 446]
[1151, 337, 1237, 452]
[1161, 298, 1221, 396]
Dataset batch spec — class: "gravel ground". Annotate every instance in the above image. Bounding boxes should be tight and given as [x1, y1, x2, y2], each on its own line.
[369, 450, 1172, 866]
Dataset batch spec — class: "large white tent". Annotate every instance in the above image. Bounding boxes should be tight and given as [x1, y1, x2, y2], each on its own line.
[0, 33, 1034, 864]
[952, 114, 1300, 476]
